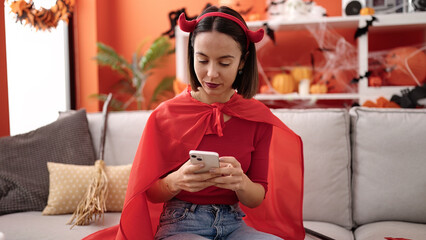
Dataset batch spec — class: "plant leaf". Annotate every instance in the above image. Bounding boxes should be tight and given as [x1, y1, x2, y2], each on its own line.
[150, 76, 175, 103]
[139, 36, 173, 72]
[95, 42, 132, 78]
[136, 38, 150, 59]
[130, 53, 145, 89]
[110, 79, 136, 95]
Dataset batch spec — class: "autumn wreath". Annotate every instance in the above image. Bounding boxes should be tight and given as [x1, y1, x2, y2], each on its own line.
[8, 0, 74, 31]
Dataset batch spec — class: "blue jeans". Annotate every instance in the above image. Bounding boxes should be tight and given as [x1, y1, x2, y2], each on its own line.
[155, 198, 282, 240]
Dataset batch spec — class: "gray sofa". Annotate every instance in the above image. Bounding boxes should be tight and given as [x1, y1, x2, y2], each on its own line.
[0, 107, 425, 240]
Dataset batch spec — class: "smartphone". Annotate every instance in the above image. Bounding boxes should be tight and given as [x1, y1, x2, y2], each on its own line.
[189, 150, 220, 173]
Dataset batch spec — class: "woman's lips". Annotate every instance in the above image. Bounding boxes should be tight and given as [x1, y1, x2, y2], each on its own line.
[205, 82, 220, 89]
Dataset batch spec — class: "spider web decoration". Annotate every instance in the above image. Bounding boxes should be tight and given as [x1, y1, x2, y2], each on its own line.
[306, 22, 359, 93]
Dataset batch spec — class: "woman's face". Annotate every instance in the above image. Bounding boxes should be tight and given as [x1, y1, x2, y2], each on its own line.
[193, 31, 244, 103]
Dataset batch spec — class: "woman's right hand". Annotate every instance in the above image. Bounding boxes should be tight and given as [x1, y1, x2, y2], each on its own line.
[166, 160, 220, 193]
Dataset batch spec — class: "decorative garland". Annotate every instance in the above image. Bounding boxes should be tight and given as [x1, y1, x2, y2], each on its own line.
[8, 0, 74, 31]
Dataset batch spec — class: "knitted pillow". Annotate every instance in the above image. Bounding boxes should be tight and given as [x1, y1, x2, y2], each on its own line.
[42, 162, 131, 215]
[0, 109, 96, 215]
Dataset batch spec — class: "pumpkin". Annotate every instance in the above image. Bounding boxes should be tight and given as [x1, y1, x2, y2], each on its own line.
[271, 73, 296, 94]
[291, 66, 313, 83]
[368, 76, 382, 87]
[362, 100, 376, 108]
[360, 7, 375, 15]
[313, 70, 354, 93]
[173, 78, 187, 95]
[362, 97, 401, 108]
[247, 13, 261, 21]
[260, 84, 273, 94]
[310, 83, 328, 94]
[385, 46, 426, 86]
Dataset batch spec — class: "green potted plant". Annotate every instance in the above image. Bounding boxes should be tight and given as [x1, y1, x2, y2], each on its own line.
[93, 36, 175, 110]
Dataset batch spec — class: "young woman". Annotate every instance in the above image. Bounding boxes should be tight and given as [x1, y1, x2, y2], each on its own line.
[148, 6, 281, 239]
[84, 5, 304, 240]
[145, 6, 303, 240]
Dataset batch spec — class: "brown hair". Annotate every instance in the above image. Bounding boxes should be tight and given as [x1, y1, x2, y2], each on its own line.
[187, 6, 259, 99]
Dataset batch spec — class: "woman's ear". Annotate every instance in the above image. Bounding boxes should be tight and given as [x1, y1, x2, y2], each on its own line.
[238, 51, 249, 70]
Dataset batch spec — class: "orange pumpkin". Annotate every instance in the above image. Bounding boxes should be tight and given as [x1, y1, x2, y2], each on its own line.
[260, 84, 273, 94]
[313, 70, 354, 93]
[360, 7, 375, 15]
[271, 73, 296, 94]
[291, 66, 313, 83]
[310, 83, 328, 94]
[247, 13, 261, 21]
[173, 78, 187, 95]
[368, 76, 383, 87]
[385, 46, 426, 86]
[362, 97, 401, 108]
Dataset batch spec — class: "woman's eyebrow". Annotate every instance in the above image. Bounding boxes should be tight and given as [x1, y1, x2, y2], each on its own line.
[195, 52, 235, 59]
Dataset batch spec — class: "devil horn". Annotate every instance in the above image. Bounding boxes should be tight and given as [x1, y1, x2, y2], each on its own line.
[247, 28, 265, 43]
[178, 13, 197, 33]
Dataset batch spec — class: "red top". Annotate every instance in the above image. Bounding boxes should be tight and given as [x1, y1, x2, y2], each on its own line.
[177, 117, 273, 205]
[84, 90, 305, 240]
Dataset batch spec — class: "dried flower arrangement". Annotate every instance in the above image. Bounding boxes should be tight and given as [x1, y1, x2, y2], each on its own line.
[8, 0, 74, 31]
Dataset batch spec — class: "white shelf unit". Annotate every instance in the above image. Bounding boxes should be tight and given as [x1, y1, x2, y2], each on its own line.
[175, 12, 426, 105]
[356, 12, 426, 104]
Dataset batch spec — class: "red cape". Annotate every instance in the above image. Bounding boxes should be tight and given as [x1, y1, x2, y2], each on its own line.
[84, 90, 305, 240]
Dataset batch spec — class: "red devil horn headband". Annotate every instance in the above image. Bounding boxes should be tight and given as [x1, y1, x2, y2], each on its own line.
[178, 12, 264, 49]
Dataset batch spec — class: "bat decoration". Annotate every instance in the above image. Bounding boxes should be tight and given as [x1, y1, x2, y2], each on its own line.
[391, 84, 426, 108]
[162, 4, 212, 38]
[263, 23, 276, 44]
[351, 71, 371, 83]
[163, 8, 191, 38]
[265, 0, 286, 12]
[354, 16, 378, 39]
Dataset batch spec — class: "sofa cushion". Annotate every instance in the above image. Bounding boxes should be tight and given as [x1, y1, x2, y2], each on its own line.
[272, 109, 353, 229]
[304, 221, 354, 240]
[354, 221, 426, 240]
[42, 162, 131, 215]
[0, 211, 121, 240]
[86, 110, 151, 166]
[350, 107, 426, 225]
[0, 109, 96, 215]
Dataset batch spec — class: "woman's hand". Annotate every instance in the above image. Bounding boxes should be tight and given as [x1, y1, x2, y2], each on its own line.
[147, 160, 221, 203]
[167, 160, 220, 193]
[209, 157, 266, 208]
[207, 157, 245, 191]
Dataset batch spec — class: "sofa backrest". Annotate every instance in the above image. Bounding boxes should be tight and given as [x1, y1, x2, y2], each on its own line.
[350, 107, 426, 226]
[86, 107, 426, 228]
[87, 110, 151, 165]
[87, 108, 354, 229]
[272, 109, 353, 230]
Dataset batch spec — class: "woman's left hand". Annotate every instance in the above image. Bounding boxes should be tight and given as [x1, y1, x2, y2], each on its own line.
[209, 156, 266, 208]
[208, 156, 246, 191]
